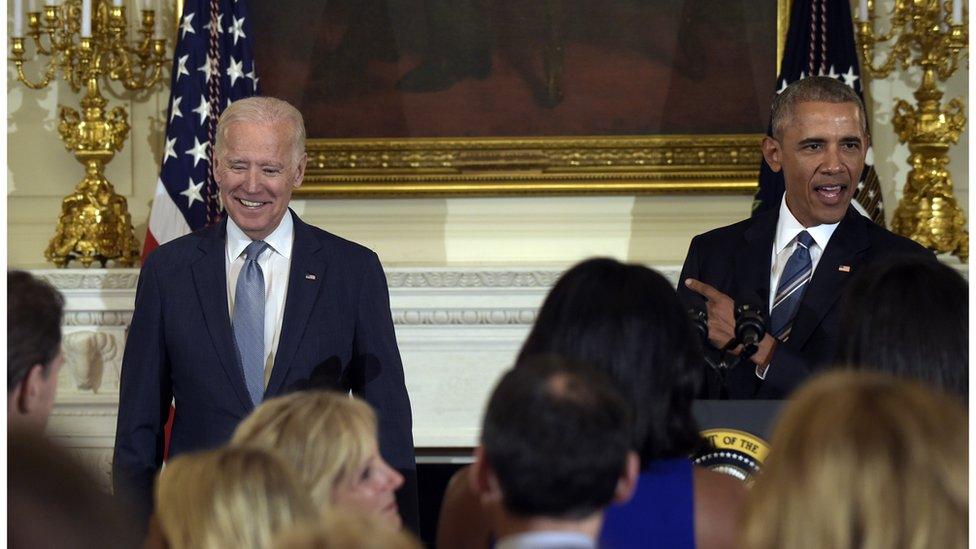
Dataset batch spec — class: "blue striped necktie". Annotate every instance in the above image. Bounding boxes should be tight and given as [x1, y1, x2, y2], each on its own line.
[234, 240, 269, 406]
[769, 231, 815, 341]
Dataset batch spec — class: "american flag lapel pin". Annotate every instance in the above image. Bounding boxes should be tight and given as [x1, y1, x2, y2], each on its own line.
[305, 273, 317, 280]
[838, 265, 851, 273]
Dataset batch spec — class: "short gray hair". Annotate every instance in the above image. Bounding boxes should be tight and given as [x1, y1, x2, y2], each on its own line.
[770, 76, 868, 139]
[214, 96, 306, 162]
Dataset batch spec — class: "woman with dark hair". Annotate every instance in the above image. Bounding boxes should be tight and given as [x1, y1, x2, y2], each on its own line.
[835, 256, 968, 401]
[437, 258, 744, 549]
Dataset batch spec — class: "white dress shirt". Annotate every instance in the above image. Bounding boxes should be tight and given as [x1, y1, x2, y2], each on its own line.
[495, 531, 595, 549]
[768, 195, 840, 313]
[226, 212, 294, 388]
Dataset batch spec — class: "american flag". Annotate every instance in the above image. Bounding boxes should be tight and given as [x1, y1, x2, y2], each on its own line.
[752, 0, 884, 226]
[143, 0, 259, 256]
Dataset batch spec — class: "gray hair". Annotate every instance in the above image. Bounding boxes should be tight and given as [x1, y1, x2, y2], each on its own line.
[770, 76, 868, 139]
[214, 96, 306, 162]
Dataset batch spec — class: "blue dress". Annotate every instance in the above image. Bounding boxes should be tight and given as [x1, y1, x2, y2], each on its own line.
[598, 458, 695, 549]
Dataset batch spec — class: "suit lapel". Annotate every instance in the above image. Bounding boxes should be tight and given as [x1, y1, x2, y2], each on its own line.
[735, 210, 778, 314]
[266, 212, 328, 397]
[191, 219, 254, 410]
[787, 208, 868, 349]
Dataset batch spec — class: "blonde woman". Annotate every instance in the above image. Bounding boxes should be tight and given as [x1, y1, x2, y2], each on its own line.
[152, 446, 318, 549]
[231, 390, 405, 528]
[742, 371, 967, 549]
[273, 508, 422, 549]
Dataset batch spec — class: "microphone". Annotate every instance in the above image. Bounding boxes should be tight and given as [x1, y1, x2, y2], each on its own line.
[734, 298, 766, 360]
[688, 308, 709, 345]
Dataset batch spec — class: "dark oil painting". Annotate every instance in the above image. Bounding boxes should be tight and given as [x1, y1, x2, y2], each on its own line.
[250, 0, 778, 139]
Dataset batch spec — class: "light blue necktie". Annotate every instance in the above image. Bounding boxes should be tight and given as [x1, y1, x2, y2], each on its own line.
[234, 240, 269, 406]
[769, 230, 815, 341]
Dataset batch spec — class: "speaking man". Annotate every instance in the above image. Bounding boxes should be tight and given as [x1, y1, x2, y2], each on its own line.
[679, 76, 931, 399]
[113, 97, 417, 530]
[471, 356, 638, 549]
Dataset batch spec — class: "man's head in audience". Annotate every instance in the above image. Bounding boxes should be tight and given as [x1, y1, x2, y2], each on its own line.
[472, 355, 638, 541]
[762, 76, 869, 227]
[8, 270, 66, 430]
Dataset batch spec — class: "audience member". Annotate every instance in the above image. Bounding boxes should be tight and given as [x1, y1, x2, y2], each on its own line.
[231, 390, 405, 528]
[8, 428, 140, 548]
[152, 446, 319, 549]
[273, 509, 423, 549]
[438, 258, 745, 549]
[741, 371, 967, 549]
[472, 355, 638, 549]
[8, 270, 66, 430]
[835, 256, 968, 400]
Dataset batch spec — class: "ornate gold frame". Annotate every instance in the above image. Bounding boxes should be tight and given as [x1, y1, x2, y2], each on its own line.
[288, 0, 791, 197]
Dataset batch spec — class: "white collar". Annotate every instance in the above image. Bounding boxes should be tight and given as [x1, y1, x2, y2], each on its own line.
[774, 194, 840, 255]
[226, 210, 294, 262]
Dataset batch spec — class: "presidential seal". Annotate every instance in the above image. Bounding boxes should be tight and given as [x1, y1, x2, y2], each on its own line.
[693, 428, 770, 486]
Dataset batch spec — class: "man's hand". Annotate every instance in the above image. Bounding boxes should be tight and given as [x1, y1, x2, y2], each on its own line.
[684, 278, 737, 351]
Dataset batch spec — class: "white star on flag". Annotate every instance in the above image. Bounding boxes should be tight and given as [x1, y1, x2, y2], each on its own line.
[170, 96, 183, 122]
[163, 137, 178, 163]
[181, 178, 205, 207]
[777, 79, 788, 94]
[246, 68, 259, 87]
[185, 137, 209, 167]
[227, 57, 244, 86]
[827, 65, 839, 80]
[842, 66, 859, 88]
[203, 13, 224, 34]
[180, 12, 195, 39]
[176, 55, 190, 82]
[229, 16, 246, 45]
[192, 96, 211, 124]
[198, 54, 217, 81]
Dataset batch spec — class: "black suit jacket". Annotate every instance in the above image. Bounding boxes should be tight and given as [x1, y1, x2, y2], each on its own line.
[113, 211, 419, 531]
[678, 206, 932, 399]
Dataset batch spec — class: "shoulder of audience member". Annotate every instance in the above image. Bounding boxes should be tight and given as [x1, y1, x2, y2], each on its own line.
[693, 467, 747, 549]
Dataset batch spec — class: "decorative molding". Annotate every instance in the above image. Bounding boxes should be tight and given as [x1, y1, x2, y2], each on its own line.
[34, 270, 140, 290]
[393, 309, 538, 326]
[386, 270, 564, 289]
[64, 311, 132, 326]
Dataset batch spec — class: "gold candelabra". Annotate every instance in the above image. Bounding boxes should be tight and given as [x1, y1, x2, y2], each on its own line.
[10, 0, 168, 267]
[855, 0, 968, 261]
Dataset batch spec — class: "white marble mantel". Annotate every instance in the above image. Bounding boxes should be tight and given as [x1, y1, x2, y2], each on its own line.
[34, 261, 966, 486]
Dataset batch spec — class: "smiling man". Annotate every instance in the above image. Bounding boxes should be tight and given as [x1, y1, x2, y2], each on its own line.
[113, 97, 418, 533]
[678, 76, 932, 399]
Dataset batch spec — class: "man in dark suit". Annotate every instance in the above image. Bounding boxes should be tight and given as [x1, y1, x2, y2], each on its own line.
[113, 97, 418, 532]
[679, 76, 930, 400]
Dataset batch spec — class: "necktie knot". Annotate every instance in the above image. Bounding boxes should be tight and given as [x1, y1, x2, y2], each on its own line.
[244, 240, 268, 262]
[795, 231, 814, 250]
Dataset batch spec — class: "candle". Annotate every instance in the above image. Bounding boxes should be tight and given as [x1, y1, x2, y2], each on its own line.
[154, 4, 163, 37]
[14, 0, 23, 36]
[81, 0, 91, 35]
[29, 0, 37, 12]
[858, 0, 868, 21]
[952, 0, 963, 24]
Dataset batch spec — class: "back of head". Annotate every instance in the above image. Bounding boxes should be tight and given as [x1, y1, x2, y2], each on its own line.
[231, 390, 378, 509]
[742, 371, 967, 549]
[8, 270, 65, 392]
[836, 256, 968, 400]
[272, 509, 422, 549]
[518, 257, 703, 465]
[482, 355, 632, 520]
[215, 95, 306, 161]
[8, 428, 140, 549]
[770, 75, 868, 139]
[155, 446, 318, 549]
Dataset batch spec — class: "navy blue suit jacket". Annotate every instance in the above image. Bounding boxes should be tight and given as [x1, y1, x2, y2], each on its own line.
[113, 211, 418, 530]
[678, 206, 932, 399]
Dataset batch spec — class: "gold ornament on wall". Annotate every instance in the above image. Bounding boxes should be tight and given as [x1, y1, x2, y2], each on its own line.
[855, 0, 968, 261]
[9, 0, 168, 267]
